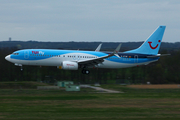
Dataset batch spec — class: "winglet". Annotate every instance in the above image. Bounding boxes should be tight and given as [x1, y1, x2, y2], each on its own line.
[95, 43, 102, 52]
[113, 43, 122, 54]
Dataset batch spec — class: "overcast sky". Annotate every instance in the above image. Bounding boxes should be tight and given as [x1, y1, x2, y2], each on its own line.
[0, 0, 180, 42]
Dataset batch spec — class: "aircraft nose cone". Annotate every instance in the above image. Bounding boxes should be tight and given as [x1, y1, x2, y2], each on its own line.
[5, 55, 10, 61]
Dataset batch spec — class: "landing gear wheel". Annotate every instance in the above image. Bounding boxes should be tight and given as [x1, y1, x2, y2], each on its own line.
[85, 70, 90, 74]
[82, 69, 90, 74]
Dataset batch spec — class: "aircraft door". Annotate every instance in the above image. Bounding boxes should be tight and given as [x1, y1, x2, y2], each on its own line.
[73, 55, 80, 61]
[24, 51, 29, 59]
[77, 55, 80, 61]
[73, 55, 76, 60]
[134, 55, 138, 63]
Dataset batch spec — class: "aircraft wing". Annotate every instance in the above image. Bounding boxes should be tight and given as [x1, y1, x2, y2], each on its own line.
[78, 54, 111, 66]
[78, 44, 121, 66]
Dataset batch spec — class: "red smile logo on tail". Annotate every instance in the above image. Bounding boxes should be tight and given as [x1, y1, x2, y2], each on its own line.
[148, 40, 161, 49]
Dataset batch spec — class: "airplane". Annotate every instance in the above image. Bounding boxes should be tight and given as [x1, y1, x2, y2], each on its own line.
[5, 26, 168, 74]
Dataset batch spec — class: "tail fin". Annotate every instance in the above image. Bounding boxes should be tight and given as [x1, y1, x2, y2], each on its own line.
[125, 26, 166, 55]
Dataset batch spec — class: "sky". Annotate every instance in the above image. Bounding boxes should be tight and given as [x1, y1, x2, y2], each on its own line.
[0, 0, 180, 43]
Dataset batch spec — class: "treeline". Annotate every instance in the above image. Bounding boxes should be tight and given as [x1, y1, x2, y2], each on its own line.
[0, 44, 180, 84]
[1, 41, 180, 51]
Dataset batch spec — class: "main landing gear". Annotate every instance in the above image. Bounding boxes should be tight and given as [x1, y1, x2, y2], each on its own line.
[82, 69, 90, 74]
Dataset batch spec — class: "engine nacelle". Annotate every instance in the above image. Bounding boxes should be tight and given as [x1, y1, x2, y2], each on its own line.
[58, 61, 78, 70]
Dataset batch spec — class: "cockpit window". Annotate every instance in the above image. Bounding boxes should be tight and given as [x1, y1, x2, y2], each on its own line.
[13, 53, 19, 55]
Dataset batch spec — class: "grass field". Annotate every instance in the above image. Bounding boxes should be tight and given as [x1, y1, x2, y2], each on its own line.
[0, 82, 180, 120]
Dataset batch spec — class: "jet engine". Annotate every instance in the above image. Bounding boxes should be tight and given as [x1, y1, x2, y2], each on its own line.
[58, 61, 78, 70]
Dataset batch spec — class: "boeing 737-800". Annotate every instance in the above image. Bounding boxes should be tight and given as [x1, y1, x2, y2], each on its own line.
[5, 26, 168, 74]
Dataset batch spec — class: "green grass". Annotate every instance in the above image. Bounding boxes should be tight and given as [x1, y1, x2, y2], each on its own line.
[0, 83, 180, 119]
[0, 81, 48, 89]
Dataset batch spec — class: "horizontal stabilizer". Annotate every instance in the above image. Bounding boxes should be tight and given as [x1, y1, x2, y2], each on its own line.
[147, 54, 170, 58]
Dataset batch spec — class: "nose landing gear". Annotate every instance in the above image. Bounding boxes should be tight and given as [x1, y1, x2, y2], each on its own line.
[21, 66, 23, 71]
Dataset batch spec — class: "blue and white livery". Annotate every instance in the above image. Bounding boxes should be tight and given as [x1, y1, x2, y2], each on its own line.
[5, 26, 168, 74]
